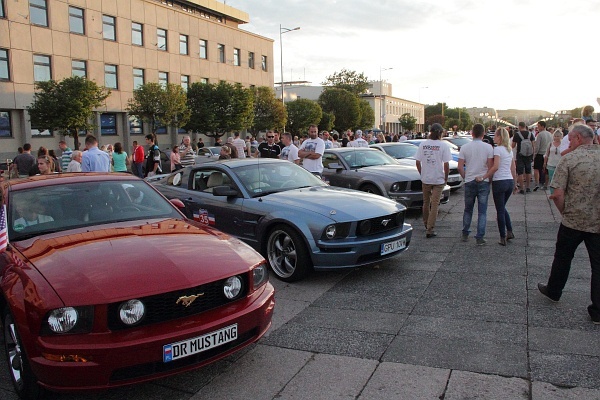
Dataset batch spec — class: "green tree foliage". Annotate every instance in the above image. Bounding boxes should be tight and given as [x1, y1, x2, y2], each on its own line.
[357, 99, 375, 130]
[286, 99, 322, 135]
[398, 113, 417, 132]
[27, 76, 110, 150]
[322, 69, 369, 96]
[126, 83, 190, 135]
[318, 112, 335, 133]
[318, 88, 360, 132]
[252, 86, 286, 133]
[426, 115, 446, 128]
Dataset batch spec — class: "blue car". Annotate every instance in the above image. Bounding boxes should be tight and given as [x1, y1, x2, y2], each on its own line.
[151, 159, 413, 282]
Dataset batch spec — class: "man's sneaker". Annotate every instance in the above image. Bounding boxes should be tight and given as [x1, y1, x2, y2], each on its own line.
[542, 186, 548, 190]
[519, 189, 525, 195]
[533, 185, 539, 191]
[537, 283, 560, 302]
[426, 232, 437, 239]
[526, 188, 531, 193]
[461, 233, 469, 242]
[476, 238, 486, 246]
[591, 315, 600, 325]
[506, 231, 515, 240]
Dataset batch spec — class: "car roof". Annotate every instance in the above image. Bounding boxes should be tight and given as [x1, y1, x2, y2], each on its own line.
[4, 173, 140, 191]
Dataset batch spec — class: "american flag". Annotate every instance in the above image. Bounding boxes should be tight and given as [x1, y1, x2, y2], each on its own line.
[0, 205, 7, 253]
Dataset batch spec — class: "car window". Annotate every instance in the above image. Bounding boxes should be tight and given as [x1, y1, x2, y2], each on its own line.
[234, 163, 325, 196]
[322, 153, 340, 168]
[342, 150, 397, 168]
[193, 169, 232, 193]
[383, 145, 417, 159]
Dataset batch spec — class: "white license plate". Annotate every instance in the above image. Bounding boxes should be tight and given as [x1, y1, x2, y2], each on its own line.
[448, 176, 460, 182]
[380, 238, 406, 255]
[163, 324, 238, 363]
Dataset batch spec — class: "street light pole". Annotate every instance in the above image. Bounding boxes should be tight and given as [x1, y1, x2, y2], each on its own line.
[279, 25, 300, 106]
[379, 67, 392, 132]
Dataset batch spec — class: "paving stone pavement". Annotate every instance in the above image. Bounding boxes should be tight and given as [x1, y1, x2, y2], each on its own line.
[1, 186, 599, 399]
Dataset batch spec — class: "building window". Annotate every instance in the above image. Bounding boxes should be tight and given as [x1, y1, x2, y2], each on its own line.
[133, 68, 144, 89]
[68, 6, 84, 34]
[100, 113, 117, 135]
[218, 44, 225, 63]
[199, 39, 207, 59]
[105, 64, 118, 89]
[129, 115, 143, 135]
[248, 52, 255, 69]
[200, 78, 208, 84]
[179, 34, 188, 55]
[102, 15, 116, 41]
[29, 0, 48, 27]
[31, 126, 52, 136]
[158, 71, 168, 87]
[132, 22, 143, 46]
[233, 48, 240, 66]
[33, 54, 51, 82]
[157, 28, 167, 51]
[71, 60, 86, 78]
[0, 49, 8, 81]
[261, 55, 268, 71]
[181, 75, 189, 90]
[0, 0, 5, 18]
[0, 111, 11, 137]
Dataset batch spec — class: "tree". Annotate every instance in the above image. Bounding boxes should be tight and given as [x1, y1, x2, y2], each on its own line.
[318, 112, 335, 133]
[357, 99, 375, 131]
[399, 113, 417, 132]
[322, 69, 370, 96]
[318, 88, 360, 132]
[252, 86, 286, 133]
[425, 115, 445, 129]
[27, 76, 110, 150]
[126, 83, 190, 135]
[286, 99, 322, 135]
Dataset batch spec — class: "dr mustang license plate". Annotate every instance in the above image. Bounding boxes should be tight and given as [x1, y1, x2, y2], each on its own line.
[163, 324, 238, 362]
[381, 238, 406, 256]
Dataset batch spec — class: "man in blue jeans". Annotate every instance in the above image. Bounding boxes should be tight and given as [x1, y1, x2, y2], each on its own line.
[458, 124, 494, 245]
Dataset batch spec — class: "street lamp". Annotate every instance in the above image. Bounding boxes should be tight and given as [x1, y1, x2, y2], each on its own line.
[379, 67, 392, 132]
[279, 25, 300, 105]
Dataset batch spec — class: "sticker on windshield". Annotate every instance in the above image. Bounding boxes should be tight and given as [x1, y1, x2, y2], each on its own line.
[13, 224, 25, 232]
[193, 209, 215, 226]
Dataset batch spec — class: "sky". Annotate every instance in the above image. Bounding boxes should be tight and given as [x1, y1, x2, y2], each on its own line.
[223, 0, 599, 113]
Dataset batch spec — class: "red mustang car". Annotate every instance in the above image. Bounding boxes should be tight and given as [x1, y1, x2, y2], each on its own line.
[0, 174, 274, 398]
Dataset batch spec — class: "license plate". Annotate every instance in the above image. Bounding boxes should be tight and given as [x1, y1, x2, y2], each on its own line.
[163, 324, 238, 363]
[448, 176, 460, 182]
[381, 238, 406, 255]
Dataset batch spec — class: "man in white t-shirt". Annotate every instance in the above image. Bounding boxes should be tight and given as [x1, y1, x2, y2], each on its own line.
[348, 130, 369, 147]
[415, 123, 451, 238]
[280, 133, 300, 164]
[232, 132, 247, 158]
[298, 124, 325, 177]
[458, 123, 494, 245]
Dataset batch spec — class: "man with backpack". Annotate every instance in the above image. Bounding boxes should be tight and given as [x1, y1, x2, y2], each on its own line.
[512, 122, 534, 194]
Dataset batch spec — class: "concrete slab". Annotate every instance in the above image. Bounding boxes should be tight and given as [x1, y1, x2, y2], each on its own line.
[532, 381, 600, 400]
[444, 370, 529, 400]
[311, 290, 421, 314]
[412, 297, 527, 324]
[529, 327, 600, 357]
[530, 351, 600, 389]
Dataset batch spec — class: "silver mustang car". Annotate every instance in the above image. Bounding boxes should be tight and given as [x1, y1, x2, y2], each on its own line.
[322, 148, 450, 209]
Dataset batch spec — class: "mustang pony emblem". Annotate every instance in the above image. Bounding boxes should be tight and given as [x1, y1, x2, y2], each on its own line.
[176, 293, 204, 307]
[381, 219, 391, 226]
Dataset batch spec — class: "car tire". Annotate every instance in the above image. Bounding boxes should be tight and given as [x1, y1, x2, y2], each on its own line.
[360, 183, 381, 196]
[3, 309, 43, 400]
[266, 225, 311, 282]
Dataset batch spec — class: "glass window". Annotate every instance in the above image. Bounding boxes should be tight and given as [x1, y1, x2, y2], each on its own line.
[218, 44, 225, 63]
[133, 68, 144, 89]
[33, 54, 51, 82]
[233, 48, 240, 66]
[105, 64, 118, 89]
[71, 60, 86, 78]
[100, 113, 117, 135]
[179, 34, 188, 55]
[181, 75, 189, 91]
[248, 52, 255, 69]
[29, 0, 48, 27]
[69, 6, 84, 34]
[0, 0, 5, 18]
[200, 77, 208, 84]
[157, 28, 167, 51]
[0, 49, 8, 80]
[129, 115, 143, 135]
[0, 111, 11, 137]
[102, 15, 116, 41]
[199, 39, 207, 59]
[261, 55, 267, 71]
[31, 127, 52, 136]
[158, 71, 168, 87]
[131, 22, 143, 46]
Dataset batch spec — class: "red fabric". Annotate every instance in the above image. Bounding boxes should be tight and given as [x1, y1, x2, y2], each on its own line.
[134, 145, 145, 163]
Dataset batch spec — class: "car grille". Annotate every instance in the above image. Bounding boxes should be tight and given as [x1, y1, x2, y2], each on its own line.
[356, 211, 405, 236]
[449, 168, 459, 175]
[409, 180, 422, 191]
[107, 277, 248, 331]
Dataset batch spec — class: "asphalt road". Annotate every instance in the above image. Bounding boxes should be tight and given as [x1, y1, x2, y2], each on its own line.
[1, 186, 599, 399]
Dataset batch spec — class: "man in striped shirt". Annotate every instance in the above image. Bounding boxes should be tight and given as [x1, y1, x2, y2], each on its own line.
[59, 141, 72, 172]
[179, 136, 196, 167]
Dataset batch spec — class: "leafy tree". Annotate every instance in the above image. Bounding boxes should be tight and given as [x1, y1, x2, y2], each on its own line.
[27, 76, 110, 150]
[357, 99, 375, 130]
[318, 112, 335, 133]
[253, 86, 286, 133]
[399, 113, 417, 132]
[425, 114, 445, 128]
[322, 69, 369, 96]
[286, 99, 322, 135]
[318, 88, 360, 132]
[425, 103, 446, 119]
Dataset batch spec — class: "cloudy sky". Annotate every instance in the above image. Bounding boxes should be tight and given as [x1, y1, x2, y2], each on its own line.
[224, 0, 598, 113]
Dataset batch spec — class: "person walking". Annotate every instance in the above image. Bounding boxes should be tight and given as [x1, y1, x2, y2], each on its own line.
[512, 122, 535, 194]
[543, 130, 563, 194]
[458, 124, 494, 245]
[533, 121, 552, 191]
[415, 123, 451, 239]
[479, 128, 517, 246]
[538, 124, 600, 325]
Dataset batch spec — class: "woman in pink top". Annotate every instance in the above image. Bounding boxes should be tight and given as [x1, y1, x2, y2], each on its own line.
[170, 146, 182, 171]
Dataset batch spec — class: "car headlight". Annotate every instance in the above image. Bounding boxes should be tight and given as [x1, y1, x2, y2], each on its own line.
[253, 263, 269, 289]
[44, 306, 94, 335]
[119, 299, 145, 325]
[325, 224, 336, 239]
[224, 276, 243, 299]
[390, 182, 400, 192]
[320, 223, 351, 240]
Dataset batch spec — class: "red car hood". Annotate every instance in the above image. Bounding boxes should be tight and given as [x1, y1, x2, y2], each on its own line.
[16, 219, 264, 306]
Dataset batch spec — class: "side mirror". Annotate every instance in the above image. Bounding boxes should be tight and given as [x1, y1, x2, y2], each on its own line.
[212, 185, 239, 197]
[326, 163, 343, 170]
[170, 198, 185, 208]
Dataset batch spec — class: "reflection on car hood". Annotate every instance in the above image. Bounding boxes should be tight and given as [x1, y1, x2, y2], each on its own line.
[17, 219, 263, 305]
[261, 186, 403, 221]
[348, 164, 421, 180]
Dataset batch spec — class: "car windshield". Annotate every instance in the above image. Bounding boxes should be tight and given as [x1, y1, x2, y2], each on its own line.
[381, 145, 417, 159]
[341, 150, 398, 168]
[234, 162, 326, 197]
[8, 180, 181, 241]
[446, 137, 471, 148]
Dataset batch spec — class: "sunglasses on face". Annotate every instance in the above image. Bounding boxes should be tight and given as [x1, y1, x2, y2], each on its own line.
[267, 136, 274, 138]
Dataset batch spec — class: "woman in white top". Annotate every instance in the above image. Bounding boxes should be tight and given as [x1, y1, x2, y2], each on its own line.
[481, 128, 517, 246]
[543, 130, 563, 194]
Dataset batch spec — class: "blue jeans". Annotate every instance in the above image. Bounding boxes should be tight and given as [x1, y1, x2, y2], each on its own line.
[133, 162, 144, 178]
[462, 180, 490, 239]
[547, 166, 556, 194]
[492, 179, 514, 238]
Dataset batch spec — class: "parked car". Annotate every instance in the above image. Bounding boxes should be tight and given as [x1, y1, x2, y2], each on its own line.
[370, 143, 464, 190]
[161, 146, 221, 173]
[0, 173, 274, 397]
[405, 139, 460, 162]
[443, 136, 472, 150]
[151, 159, 413, 282]
[321, 148, 450, 209]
